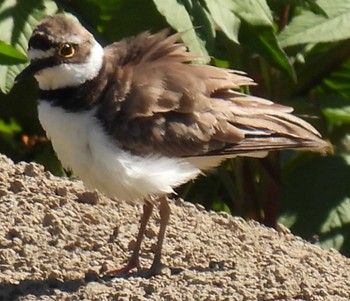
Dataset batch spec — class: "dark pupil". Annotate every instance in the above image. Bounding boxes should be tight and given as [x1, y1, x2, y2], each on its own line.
[61, 44, 72, 55]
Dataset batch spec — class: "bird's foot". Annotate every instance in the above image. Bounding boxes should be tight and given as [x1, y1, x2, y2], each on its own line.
[136, 262, 171, 278]
[103, 259, 140, 278]
[104, 261, 171, 279]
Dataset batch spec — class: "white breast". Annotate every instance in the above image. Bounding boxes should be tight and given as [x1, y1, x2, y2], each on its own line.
[38, 101, 201, 202]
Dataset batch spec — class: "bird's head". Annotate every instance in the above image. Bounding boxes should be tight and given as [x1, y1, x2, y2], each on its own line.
[15, 14, 104, 90]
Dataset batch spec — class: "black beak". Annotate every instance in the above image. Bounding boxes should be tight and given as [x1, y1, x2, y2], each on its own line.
[15, 58, 53, 83]
[15, 63, 36, 83]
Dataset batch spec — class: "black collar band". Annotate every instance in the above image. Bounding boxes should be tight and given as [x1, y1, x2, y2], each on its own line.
[38, 59, 107, 112]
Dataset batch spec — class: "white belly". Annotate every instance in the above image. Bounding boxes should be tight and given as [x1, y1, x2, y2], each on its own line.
[38, 101, 201, 202]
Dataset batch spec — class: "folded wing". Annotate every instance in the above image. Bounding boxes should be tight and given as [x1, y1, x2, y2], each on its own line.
[99, 30, 328, 159]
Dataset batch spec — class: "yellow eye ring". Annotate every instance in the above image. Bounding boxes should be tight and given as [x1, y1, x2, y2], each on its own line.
[58, 43, 75, 58]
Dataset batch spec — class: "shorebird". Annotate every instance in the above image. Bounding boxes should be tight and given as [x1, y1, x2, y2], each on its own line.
[16, 14, 328, 276]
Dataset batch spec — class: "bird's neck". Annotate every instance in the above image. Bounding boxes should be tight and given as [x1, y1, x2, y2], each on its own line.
[35, 41, 104, 91]
[37, 64, 105, 112]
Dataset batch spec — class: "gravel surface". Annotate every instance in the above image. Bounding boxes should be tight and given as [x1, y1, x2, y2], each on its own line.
[0, 154, 349, 301]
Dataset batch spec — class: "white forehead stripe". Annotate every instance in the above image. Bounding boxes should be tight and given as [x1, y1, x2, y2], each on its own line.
[29, 48, 55, 60]
[61, 34, 83, 44]
[35, 41, 104, 90]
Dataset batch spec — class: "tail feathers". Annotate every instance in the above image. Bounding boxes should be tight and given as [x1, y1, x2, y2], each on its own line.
[218, 136, 329, 155]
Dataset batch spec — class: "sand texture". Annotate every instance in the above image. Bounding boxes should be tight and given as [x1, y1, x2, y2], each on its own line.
[0, 154, 349, 300]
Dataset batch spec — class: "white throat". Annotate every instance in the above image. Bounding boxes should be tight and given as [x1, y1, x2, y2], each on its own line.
[32, 41, 104, 90]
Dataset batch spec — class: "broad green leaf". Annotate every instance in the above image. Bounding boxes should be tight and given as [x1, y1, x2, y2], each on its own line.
[239, 24, 295, 79]
[283, 40, 350, 96]
[72, 0, 168, 42]
[0, 41, 27, 64]
[63, 0, 214, 60]
[153, 0, 212, 62]
[0, 0, 59, 93]
[300, 0, 327, 16]
[268, 0, 327, 16]
[227, 0, 273, 26]
[279, 0, 350, 47]
[203, 0, 240, 44]
[279, 155, 350, 256]
[319, 196, 350, 252]
[223, 0, 294, 79]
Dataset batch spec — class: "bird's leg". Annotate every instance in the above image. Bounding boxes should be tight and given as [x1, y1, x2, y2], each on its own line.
[106, 201, 154, 276]
[126, 201, 154, 271]
[149, 196, 170, 275]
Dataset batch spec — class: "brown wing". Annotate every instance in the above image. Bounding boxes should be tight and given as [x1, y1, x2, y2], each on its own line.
[98, 30, 328, 158]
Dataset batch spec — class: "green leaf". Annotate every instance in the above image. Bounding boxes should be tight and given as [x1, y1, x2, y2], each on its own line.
[323, 106, 350, 125]
[227, 0, 273, 26]
[153, 0, 213, 62]
[240, 24, 295, 79]
[0, 41, 27, 65]
[223, 0, 295, 79]
[203, 0, 240, 44]
[0, 118, 21, 134]
[268, 0, 327, 16]
[283, 39, 350, 96]
[0, 0, 59, 93]
[319, 196, 350, 252]
[299, 0, 328, 16]
[279, 155, 350, 256]
[316, 55, 350, 99]
[68, 0, 168, 42]
[279, 0, 350, 47]
[318, 96, 350, 125]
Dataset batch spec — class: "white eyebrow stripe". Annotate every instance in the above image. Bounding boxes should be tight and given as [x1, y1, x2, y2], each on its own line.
[29, 48, 56, 60]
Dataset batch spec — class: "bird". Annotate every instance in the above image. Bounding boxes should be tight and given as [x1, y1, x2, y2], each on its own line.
[15, 14, 328, 277]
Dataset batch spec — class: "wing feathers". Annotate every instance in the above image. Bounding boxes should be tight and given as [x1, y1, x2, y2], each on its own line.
[100, 30, 329, 161]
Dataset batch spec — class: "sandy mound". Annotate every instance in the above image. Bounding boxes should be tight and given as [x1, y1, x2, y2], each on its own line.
[0, 154, 349, 300]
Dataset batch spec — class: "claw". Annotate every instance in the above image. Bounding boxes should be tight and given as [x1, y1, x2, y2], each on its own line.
[104, 259, 140, 277]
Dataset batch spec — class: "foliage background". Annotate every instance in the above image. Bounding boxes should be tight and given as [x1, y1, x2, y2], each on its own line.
[0, 0, 349, 257]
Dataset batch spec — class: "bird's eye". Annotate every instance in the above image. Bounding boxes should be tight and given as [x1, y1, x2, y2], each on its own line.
[58, 43, 75, 58]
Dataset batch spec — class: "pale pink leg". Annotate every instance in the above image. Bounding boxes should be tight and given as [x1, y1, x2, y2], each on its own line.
[106, 201, 154, 276]
[149, 196, 170, 274]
